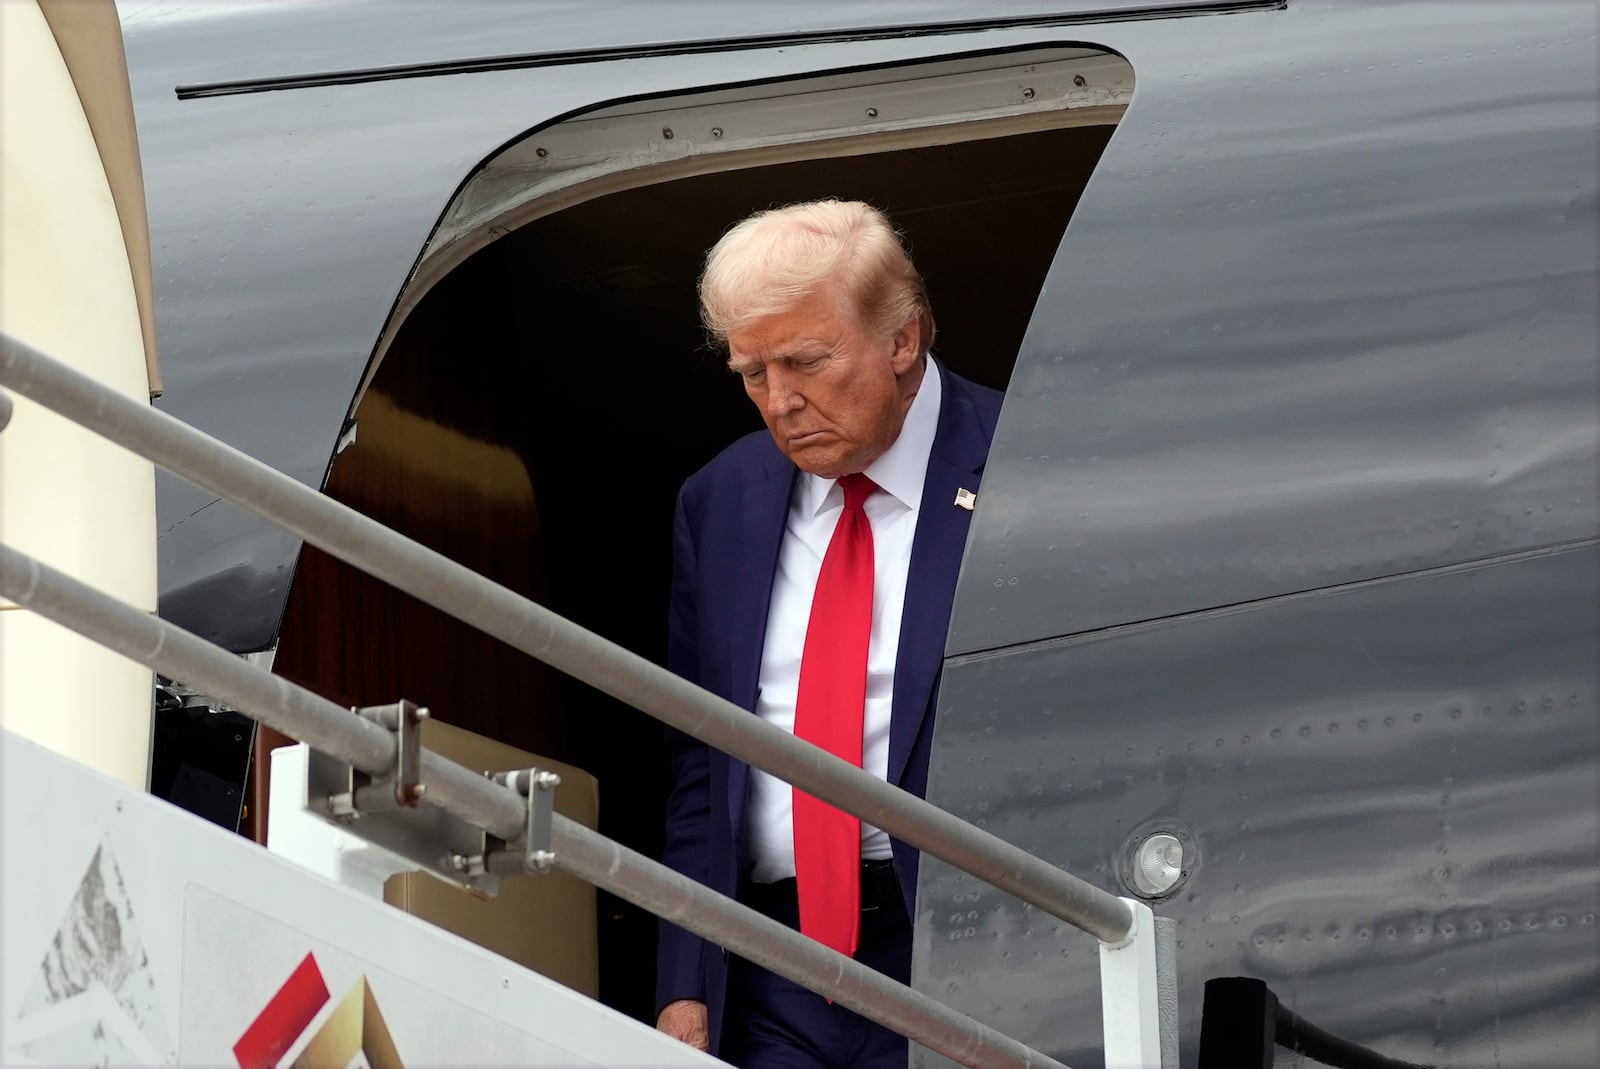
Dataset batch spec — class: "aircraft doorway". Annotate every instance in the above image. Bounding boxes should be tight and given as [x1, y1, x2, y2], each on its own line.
[272, 56, 1126, 1024]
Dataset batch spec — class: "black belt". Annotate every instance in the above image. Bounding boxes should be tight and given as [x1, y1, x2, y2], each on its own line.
[746, 858, 903, 913]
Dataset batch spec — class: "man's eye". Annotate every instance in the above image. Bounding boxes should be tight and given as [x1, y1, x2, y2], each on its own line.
[742, 368, 766, 384]
[796, 357, 823, 370]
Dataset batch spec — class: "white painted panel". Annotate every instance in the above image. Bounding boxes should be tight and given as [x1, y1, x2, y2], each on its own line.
[2, 732, 719, 1067]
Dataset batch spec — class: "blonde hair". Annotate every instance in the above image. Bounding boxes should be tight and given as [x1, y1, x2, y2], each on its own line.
[698, 199, 936, 352]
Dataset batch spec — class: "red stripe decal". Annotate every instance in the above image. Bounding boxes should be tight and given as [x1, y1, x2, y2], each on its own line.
[233, 953, 330, 1069]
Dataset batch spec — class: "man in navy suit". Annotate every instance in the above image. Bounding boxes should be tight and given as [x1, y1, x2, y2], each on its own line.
[656, 199, 1002, 1067]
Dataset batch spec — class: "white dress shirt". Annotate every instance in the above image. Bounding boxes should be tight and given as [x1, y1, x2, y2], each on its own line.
[746, 361, 944, 882]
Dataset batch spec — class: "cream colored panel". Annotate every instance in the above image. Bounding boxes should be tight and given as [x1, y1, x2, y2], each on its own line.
[0, 0, 157, 788]
[37, 0, 161, 396]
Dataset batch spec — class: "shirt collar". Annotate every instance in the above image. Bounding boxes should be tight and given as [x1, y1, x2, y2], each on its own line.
[798, 356, 943, 518]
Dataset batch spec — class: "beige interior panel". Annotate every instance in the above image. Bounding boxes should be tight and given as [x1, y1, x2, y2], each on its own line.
[384, 720, 601, 999]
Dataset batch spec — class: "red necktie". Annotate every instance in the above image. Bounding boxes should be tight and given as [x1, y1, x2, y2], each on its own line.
[792, 473, 877, 959]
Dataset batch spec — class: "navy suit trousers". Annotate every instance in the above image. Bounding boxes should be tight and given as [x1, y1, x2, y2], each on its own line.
[721, 880, 913, 1069]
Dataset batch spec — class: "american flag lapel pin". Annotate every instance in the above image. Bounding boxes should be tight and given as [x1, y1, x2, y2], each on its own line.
[954, 487, 977, 511]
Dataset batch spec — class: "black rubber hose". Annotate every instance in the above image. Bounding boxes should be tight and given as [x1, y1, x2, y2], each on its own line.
[1276, 1002, 1438, 1069]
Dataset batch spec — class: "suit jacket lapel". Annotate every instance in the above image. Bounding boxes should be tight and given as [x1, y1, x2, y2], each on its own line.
[887, 368, 993, 788]
[727, 457, 796, 833]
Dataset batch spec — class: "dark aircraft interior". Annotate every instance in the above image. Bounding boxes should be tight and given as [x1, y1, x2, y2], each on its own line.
[266, 119, 1117, 1019]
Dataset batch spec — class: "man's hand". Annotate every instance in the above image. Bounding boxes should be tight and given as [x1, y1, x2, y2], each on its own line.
[657, 999, 710, 1051]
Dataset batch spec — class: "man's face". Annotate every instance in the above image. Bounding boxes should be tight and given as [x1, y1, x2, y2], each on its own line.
[726, 287, 923, 479]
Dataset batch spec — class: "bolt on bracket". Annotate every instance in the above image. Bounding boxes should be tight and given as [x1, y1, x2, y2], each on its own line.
[326, 700, 429, 816]
[304, 700, 494, 894]
[485, 767, 561, 873]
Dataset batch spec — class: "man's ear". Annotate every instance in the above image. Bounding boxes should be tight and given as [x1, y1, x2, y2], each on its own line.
[890, 317, 922, 376]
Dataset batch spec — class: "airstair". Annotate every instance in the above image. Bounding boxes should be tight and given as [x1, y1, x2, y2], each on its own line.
[0, 330, 1170, 1069]
[3, 330, 1421, 1069]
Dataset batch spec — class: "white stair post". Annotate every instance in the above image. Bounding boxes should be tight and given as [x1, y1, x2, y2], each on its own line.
[1098, 896, 1176, 1069]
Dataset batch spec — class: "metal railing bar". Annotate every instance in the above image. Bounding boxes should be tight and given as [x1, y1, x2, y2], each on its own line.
[539, 824, 1067, 1069]
[0, 331, 1134, 945]
[0, 539, 1067, 1069]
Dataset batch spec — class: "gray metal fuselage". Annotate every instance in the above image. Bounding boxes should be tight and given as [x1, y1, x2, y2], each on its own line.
[122, 1, 1598, 1064]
